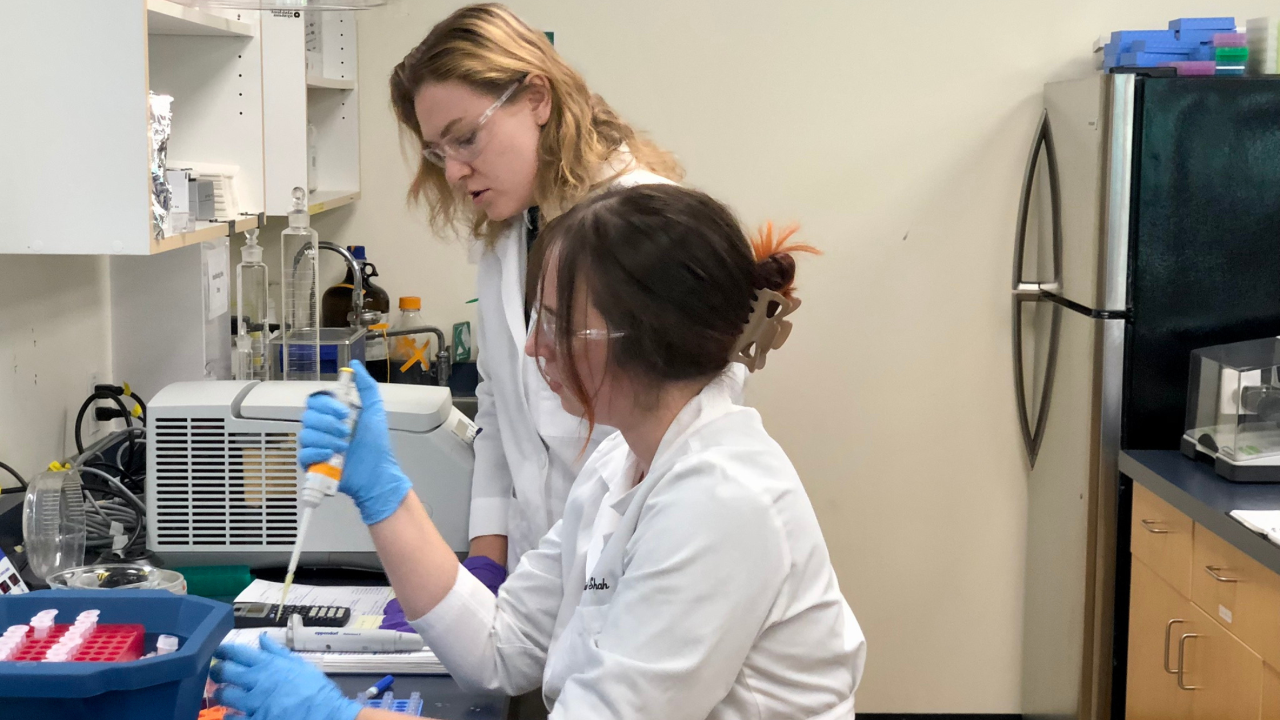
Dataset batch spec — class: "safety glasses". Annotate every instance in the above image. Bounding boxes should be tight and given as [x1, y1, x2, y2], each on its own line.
[536, 308, 624, 341]
[421, 81, 523, 168]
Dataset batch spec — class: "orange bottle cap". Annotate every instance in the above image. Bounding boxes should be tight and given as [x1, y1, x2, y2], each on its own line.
[399, 296, 421, 311]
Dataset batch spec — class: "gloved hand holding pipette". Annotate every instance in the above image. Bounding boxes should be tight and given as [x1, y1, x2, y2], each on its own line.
[299, 360, 412, 526]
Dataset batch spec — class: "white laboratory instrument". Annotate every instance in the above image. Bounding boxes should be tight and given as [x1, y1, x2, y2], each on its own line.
[286, 615, 423, 653]
[145, 380, 476, 569]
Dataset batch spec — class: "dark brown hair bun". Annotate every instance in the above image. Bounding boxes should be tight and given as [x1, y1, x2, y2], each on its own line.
[748, 223, 819, 299]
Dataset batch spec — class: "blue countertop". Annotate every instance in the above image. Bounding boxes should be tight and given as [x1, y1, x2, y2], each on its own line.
[1121, 450, 1280, 576]
[330, 674, 507, 720]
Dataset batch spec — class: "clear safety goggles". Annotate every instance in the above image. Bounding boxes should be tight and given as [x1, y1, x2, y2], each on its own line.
[422, 81, 522, 169]
[536, 307, 624, 341]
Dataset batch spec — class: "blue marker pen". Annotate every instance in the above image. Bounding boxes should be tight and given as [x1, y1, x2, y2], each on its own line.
[364, 674, 395, 699]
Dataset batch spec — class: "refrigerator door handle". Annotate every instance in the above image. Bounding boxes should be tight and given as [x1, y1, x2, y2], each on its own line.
[1013, 298, 1061, 467]
[1012, 109, 1064, 296]
[1012, 109, 1064, 467]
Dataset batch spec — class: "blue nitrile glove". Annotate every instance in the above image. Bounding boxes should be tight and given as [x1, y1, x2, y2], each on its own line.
[211, 634, 361, 720]
[299, 360, 412, 525]
[462, 555, 507, 595]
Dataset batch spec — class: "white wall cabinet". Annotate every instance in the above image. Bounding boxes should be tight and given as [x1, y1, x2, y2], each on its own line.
[263, 9, 361, 216]
[3, 1, 361, 256]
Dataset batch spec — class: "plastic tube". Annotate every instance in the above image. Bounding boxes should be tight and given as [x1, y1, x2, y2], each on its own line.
[157, 634, 179, 655]
[31, 618, 53, 640]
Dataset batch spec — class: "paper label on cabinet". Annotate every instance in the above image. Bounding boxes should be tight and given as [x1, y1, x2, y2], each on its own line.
[207, 243, 230, 320]
[1219, 603, 1234, 624]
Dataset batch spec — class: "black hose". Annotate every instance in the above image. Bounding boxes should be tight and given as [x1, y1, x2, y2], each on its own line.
[0, 461, 26, 494]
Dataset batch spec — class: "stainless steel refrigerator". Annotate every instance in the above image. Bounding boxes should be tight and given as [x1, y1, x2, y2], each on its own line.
[1013, 74, 1280, 720]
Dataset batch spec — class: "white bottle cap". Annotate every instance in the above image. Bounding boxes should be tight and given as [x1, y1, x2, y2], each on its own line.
[157, 634, 179, 654]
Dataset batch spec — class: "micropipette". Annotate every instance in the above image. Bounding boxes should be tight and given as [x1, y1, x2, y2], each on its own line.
[278, 367, 361, 619]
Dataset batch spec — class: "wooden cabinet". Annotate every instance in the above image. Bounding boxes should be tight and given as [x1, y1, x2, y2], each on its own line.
[1263, 664, 1280, 719]
[1132, 483, 1194, 596]
[1126, 558, 1192, 720]
[1191, 524, 1280, 668]
[1127, 489, 1275, 719]
[1181, 603, 1263, 720]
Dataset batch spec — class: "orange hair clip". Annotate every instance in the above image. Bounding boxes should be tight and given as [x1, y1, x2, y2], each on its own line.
[749, 221, 819, 264]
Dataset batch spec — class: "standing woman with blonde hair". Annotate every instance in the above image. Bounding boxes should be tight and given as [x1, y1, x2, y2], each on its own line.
[382, 3, 712, 590]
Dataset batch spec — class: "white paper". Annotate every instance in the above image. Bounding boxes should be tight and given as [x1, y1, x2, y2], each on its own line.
[228, 579, 446, 675]
[206, 242, 230, 320]
[1230, 509, 1280, 546]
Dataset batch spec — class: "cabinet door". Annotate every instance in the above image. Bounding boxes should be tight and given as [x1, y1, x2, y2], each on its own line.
[1191, 524, 1280, 668]
[1132, 483, 1194, 596]
[1181, 603, 1263, 720]
[1127, 558, 1193, 720]
[1263, 664, 1280, 720]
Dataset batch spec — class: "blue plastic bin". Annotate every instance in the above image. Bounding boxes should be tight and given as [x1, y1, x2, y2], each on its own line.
[0, 589, 233, 719]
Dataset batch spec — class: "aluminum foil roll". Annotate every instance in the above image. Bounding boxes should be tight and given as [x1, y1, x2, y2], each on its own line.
[150, 93, 174, 241]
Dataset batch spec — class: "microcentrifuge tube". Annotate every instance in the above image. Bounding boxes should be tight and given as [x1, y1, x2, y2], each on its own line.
[157, 635, 179, 655]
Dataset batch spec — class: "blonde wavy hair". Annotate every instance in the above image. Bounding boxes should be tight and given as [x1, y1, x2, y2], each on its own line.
[389, 3, 683, 243]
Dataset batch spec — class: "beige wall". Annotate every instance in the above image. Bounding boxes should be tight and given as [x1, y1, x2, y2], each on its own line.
[322, 0, 1280, 712]
[0, 256, 113, 486]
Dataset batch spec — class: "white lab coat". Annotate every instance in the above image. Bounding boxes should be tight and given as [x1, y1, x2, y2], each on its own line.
[412, 378, 867, 719]
[468, 154, 680, 566]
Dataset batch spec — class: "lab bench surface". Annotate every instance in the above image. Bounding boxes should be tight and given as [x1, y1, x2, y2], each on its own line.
[1121, 449, 1280, 576]
[331, 674, 507, 720]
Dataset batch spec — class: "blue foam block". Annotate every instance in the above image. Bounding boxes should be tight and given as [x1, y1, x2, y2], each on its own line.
[1176, 29, 1231, 45]
[1130, 39, 1202, 53]
[1110, 29, 1176, 53]
[1191, 46, 1217, 61]
[1118, 51, 1193, 67]
[1169, 17, 1236, 32]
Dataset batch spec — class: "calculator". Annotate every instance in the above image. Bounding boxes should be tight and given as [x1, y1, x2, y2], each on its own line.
[232, 602, 352, 629]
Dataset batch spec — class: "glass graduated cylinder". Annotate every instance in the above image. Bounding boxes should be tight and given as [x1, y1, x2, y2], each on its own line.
[281, 188, 321, 381]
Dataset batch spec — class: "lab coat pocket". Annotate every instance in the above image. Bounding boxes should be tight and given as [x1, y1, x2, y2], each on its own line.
[543, 603, 611, 700]
[576, 603, 609, 640]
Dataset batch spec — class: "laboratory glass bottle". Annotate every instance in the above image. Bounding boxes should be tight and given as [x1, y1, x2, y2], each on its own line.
[235, 228, 270, 381]
[281, 187, 321, 380]
[390, 296, 430, 384]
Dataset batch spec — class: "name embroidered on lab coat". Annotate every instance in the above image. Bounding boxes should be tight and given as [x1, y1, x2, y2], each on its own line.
[584, 577, 611, 591]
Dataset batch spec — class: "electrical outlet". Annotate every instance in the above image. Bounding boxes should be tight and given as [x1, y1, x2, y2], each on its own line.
[85, 372, 102, 443]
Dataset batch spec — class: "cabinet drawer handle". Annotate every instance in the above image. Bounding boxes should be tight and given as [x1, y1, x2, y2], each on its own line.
[1177, 633, 1200, 691]
[1140, 519, 1169, 534]
[1163, 619, 1185, 674]
[1204, 565, 1238, 583]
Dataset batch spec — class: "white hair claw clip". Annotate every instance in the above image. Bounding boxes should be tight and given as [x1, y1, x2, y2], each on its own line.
[730, 289, 801, 372]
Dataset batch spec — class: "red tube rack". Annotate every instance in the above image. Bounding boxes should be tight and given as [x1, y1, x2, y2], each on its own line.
[9, 624, 145, 663]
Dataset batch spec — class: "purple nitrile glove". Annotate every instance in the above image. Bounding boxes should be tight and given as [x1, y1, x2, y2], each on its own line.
[379, 598, 412, 633]
[463, 556, 507, 595]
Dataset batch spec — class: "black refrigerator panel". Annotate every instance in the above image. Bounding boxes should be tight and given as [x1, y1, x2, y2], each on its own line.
[1123, 77, 1280, 451]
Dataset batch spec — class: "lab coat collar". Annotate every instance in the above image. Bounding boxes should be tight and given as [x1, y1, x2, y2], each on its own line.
[609, 373, 740, 517]
[591, 145, 637, 188]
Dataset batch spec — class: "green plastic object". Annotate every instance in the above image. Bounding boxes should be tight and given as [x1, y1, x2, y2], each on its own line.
[172, 565, 254, 600]
[453, 321, 473, 363]
[1216, 46, 1249, 62]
